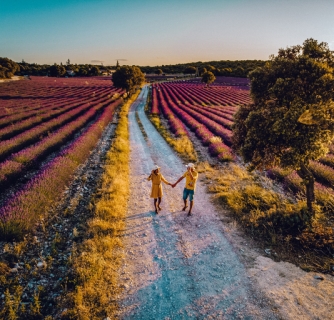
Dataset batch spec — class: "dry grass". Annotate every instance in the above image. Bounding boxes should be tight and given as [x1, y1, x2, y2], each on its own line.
[149, 115, 197, 162]
[209, 136, 222, 144]
[206, 163, 310, 231]
[64, 91, 140, 319]
[135, 111, 148, 141]
[203, 162, 334, 273]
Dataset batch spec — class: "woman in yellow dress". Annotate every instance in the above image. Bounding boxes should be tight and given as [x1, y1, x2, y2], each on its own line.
[147, 165, 171, 214]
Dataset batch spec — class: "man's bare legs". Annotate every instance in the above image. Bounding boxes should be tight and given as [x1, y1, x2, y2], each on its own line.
[188, 200, 194, 216]
[182, 199, 188, 211]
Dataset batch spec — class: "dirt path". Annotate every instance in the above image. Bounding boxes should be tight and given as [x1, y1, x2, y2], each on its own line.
[0, 75, 22, 83]
[115, 87, 278, 319]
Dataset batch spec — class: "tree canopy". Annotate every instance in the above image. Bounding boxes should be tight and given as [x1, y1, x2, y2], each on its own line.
[201, 71, 216, 86]
[199, 67, 207, 76]
[183, 66, 197, 74]
[111, 65, 145, 95]
[49, 64, 66, 77]
[140, 60, 265, 77]
[155, 69, 163, 75]
[89, 66, 100, 76]
[233, 38, 334, 212]
[0, 57, 20, 79]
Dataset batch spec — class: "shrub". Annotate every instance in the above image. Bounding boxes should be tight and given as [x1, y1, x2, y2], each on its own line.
[207, 164, 310, 235]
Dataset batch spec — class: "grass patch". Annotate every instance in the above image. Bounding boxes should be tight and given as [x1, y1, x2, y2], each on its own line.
[144, 87, 197, 163]
[64, 91, 141, 319]
[200, 162, 334, 274]
[135, 111, 148, 141]
[148, 114, 197, 163]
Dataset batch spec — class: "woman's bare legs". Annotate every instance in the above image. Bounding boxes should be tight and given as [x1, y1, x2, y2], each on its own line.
[153, 198, 158, 214]
[157, 197, 162, 211]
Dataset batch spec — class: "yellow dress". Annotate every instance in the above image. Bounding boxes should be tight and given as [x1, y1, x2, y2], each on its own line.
[147, 172, 169, 198]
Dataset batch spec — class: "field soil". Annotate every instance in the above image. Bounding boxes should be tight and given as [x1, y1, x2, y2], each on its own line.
[0, 109, 121, 317]
[0, 75, 22, 83]
[114, 86, 334, 320]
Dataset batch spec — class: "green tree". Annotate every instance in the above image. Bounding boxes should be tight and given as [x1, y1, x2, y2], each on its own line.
[234, 66, 245, 77]
[89, 66, 100, 76]
[112, 65, 145, 96]
[49, 64, 66, 77]
[155, 69, 163, 75]
[218, 67, 232, 76]
[201, 71, 216, 86]
[206, 65, 216, 73]
[183, 66, 197, 74]
[0, 57, 20, 79]
[199, 67, 207, 76]
[233, 39, 334, 213]
[78, 67, 88, 76]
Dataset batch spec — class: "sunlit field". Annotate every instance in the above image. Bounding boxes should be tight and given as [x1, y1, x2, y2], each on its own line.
[0, 77, 124, 239]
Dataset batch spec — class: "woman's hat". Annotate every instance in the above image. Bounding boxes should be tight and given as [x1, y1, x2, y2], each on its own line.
[152, 165, 160, 170]
[186, 163, 195, 168]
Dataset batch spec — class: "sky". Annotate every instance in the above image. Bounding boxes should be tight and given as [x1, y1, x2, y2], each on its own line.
[0, 0, 333, 66]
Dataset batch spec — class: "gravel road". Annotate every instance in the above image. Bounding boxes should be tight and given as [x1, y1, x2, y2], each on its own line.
[116, 86, 279, 319]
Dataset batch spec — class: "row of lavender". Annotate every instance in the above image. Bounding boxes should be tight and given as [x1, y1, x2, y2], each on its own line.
[0, 77, 124, 239]
[152, 82, 237, 161]
[150, 81, 334, 199]
[0, 76, 114, 115]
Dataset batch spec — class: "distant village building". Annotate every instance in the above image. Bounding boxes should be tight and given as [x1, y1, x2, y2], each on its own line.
[100, 69, 116, 76]
[66, 70, 75, 76]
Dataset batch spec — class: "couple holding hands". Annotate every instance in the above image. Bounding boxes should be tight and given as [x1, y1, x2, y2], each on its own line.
[147, 163, 198, 216]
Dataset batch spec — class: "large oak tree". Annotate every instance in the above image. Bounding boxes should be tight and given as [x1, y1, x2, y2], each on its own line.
[201, 71, 216, 86]
[112, 65, 145, 96]
[233, 39, 334, 212]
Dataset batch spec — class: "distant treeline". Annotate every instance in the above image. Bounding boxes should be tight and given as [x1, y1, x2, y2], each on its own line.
[141, 60, 266, 78]
[0, 57, 266, 79]
[0, 57, 115, 78]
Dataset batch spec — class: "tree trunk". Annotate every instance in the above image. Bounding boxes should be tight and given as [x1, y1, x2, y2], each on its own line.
[297, 162, 315, 213]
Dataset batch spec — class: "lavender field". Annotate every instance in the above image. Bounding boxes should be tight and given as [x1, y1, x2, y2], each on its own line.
[0, 76, 124, 239]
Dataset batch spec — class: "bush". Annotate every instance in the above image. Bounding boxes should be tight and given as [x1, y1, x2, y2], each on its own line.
[207, 164, 310, 235]
[206, 163, 334, 256]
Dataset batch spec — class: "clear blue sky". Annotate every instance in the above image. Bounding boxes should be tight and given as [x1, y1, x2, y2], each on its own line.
[0, 0, 333, 66]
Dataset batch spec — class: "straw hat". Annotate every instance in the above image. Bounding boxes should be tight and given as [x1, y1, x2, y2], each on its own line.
[186, 163, 195, 168]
